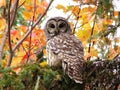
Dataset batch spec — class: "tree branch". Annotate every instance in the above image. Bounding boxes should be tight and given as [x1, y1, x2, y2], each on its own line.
[10, 0, 19, 27]
[87, 15, 96, 60]
[7, 0, 13, 65]
[18, 0, 26, 9]
[0, 27, 8, 61]
[27, 0, 37, 62]
[0, 0, 19, 61]
[7, 0, 19, 67]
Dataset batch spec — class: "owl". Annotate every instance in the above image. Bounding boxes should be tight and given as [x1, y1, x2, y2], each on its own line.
[44, 17, 85, 84]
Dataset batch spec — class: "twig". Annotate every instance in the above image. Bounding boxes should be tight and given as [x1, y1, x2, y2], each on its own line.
[0, 0, 16, 61]
[73, 5, 81, 34]
[66, 14, 72, 20]
[2, 6, 6, 18]
[10, 0, 19, 27]
[0, 27, 8, 61]
[32, 0, 54, 29]
[79, 22, 89, 27]
[18, 0, 26, 9]
[87, 17, 96, 60]
[7, 0, 53, 67]
[34, 76, 40, 90]
[27, 0, 37, 62]
[12, 0, 54, 52]
[7, 0, 13, 65]
[7, 0, 20, 67]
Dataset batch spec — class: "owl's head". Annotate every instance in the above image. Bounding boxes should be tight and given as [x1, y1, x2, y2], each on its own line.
[44, 17, 72, 40]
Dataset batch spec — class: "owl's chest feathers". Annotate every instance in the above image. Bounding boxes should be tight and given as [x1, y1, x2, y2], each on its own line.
[47, 48, 62, 67]
[46, 34, 84, 67]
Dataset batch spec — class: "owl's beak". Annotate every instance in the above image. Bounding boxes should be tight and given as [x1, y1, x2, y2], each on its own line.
[55, 29, 59, 34]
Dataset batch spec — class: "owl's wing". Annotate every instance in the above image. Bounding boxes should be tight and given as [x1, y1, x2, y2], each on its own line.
[62, 57, 84, 84]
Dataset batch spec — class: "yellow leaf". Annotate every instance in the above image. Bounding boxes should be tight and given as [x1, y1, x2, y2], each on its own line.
[55, 75, 61, 80]
[22, 41, 29, 47]
[76, 22, 92, 42]
[11, 51, 26, 66]
[40, 61, 47, 67]
[84, 47, 98, 60]
[90, 47, 98, 57]
[19, 0, 26, 5]
[23, 0, 31, 6]
[0, 17, 6, 30]
[18, 25, 27, 34]
[56, 4, 67, 12]
[1, 60, 7, 67]
[0, 18, 6, 38]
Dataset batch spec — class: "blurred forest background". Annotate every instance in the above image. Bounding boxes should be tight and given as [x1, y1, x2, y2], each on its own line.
[0, 0, 120, 90]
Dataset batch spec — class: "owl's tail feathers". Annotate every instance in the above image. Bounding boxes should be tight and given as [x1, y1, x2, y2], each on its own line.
[67, 63, 83, 84]
[62, 61, 84, 84]
[68, 71, 83, 84]
[72, 75, 83, 84]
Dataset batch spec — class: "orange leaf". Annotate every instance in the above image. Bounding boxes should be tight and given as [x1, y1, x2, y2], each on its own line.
[73, 0, 80, 2]
[26, 5, 33, 11]
[11, 30, 18, 36]
[84, 52, 91, 60]
[36, 5, 45, 14]
[72, 6, 80, 17]
[104, 19, 113, 25]
[41, 1, 48, 7]
[20, 52, 29, 64]
[114, 11, 119, 17]
[108, 48, 118, 60]
[82, 0, 95, 3]
[0, 0, 6, 7]
[13, 67, 21, 74]
[22, 11, 33, 20]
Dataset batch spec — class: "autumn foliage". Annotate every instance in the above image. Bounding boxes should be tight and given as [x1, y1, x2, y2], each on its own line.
[0, 0, 48, 67]
[0, 0, 120, 89]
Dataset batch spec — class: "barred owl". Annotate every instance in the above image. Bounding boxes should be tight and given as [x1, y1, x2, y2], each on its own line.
[44, 17, 85, 84]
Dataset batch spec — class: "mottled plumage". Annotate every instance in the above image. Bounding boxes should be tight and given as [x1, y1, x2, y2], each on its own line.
[44, 17, 85, 83]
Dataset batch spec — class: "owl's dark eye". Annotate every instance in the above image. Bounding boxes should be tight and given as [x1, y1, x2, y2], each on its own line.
[49, 24, 55, 28]
[59, 23, 65, 28]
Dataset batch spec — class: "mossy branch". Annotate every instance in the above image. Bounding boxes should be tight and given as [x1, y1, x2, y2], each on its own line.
[0, 54, 119, 90]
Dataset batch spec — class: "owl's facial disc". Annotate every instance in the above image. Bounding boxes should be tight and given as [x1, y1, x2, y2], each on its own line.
[47, 20, 58, 37]
[58, 20, 67, 33]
